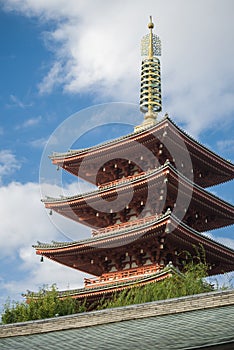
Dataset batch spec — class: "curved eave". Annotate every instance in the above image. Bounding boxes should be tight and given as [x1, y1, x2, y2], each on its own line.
[42, 162, 168, 205]
[34, 212, 170, 252]
[50, 116, 234, 183]
[58, 267, 175, 298]
[49, 118, 164, 160]
[27, 267, 175, 300]
[42, 163, 234, 217]
[34, 213, 234, 260]
[171, 215, 234, 258]
[171, 219, 234, 275]
[167, 117, 234, 170]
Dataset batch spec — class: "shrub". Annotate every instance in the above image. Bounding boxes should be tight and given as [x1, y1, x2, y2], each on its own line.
[1, 285, 85, 324]
[1, 261, 214, 324]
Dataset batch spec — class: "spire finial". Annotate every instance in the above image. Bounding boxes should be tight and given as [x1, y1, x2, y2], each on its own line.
[148, 16, 154, 29]
[148, 16, 154, 59]
[135, 16, 162, 132]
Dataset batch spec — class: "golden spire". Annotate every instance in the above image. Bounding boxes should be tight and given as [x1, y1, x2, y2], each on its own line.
[148, 16, 154, 59]
[135, 16, 162, 132]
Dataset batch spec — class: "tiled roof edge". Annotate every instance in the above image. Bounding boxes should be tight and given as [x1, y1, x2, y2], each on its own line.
[1, 289, 233, 338]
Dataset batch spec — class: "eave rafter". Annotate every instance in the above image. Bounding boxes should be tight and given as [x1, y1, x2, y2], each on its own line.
[50, 117, 234, 187]
[35, 213, 234, 277]
[43, 163, 234, 231]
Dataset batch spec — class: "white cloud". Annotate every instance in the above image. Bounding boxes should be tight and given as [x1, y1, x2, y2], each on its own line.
[38, 62, 63, 94]
[22, 116, 42, 128]
[0, 248, 87, 307]
[19, 248, 86, 290]
[0, 182, 56, 255]
[8, 94, 32, 109]
[214, 237, 234, 250]
[201, 231, 234, 250]
[206, 273, 233, 290]
[0, 181, 90, 256]
[29, 137, 48, 149]
[3, 0, 234, 136]
[0, 181, 90, 305]
[217, 139, 234, 154]
[0, 150, 20, 184]
[16, 116, 42, 129]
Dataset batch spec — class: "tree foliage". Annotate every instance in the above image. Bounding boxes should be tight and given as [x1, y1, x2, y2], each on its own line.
[98, 261, 213, 309]
[1, 261, 214, 324]
[1, 284, 85, 324]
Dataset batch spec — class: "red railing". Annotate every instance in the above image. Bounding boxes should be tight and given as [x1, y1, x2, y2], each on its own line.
[84, 264, 161, 288]
[92, 214, 159, 236]
[98, 171, 146, 190]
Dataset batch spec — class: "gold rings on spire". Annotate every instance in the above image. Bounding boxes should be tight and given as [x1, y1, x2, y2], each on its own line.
[140, 16, 162, 122]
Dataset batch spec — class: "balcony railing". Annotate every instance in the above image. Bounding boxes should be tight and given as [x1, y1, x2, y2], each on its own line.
[98, 171, 147, 189]
[84, 264, 162, 288]
[92, 214, 162, 236]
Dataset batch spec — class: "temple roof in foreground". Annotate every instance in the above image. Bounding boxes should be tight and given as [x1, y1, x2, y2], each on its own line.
[1, 289, 234, 350]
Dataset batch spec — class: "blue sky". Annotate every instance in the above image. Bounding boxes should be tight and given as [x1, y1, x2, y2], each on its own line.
[0, 0, 233, 311]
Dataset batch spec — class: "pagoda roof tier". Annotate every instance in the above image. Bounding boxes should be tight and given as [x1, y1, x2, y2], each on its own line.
[50, 116, 234, 188]
[43, 163, 234, 232]
[27, 266, 175, 302]
[34, 212, 234, 277]
[58, 266, 174, 300]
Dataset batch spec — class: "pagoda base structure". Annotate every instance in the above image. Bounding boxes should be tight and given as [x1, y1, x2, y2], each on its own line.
[57, 265, 176, 305]
[34, 210, 234, 304]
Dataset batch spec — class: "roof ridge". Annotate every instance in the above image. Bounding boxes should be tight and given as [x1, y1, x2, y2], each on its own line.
[49, 115, 168, 159]
[33, 210, 234, 254]
[49, 115, 234, 169]
[42, 162, 234, 212]
[33, 211, 171, 249]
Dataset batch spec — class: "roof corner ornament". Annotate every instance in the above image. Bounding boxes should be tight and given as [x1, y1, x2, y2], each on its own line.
[135, 16, 162, 132]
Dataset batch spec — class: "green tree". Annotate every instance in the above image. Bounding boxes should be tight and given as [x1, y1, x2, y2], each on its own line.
[1, 285, 85, 324]
[98, 261, 213, 309]
[1, 258, 220, 324]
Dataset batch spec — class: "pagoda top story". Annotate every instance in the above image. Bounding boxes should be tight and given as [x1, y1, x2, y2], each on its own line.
[49, 17, 234, 188]
[34, 17, 234, 303]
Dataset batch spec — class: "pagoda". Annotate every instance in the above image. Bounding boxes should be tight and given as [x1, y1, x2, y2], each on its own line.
[34, 17, 234, 302]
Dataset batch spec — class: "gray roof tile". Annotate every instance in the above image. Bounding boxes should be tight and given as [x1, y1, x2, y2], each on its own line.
[1, 304, 233, 350]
